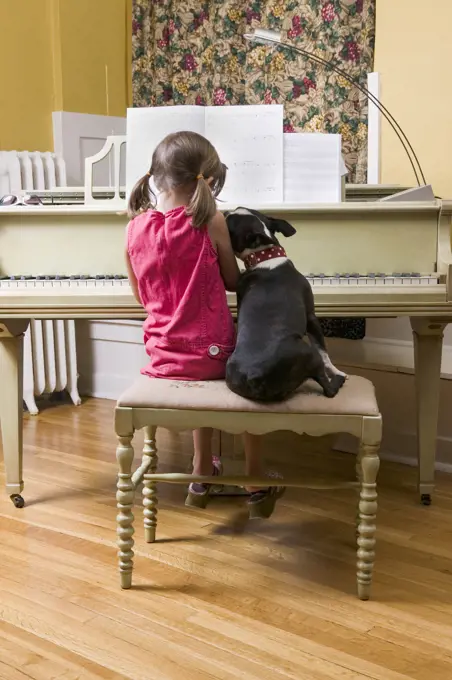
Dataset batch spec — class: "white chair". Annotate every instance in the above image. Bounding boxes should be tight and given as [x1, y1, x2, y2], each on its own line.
[115, 374, 382, 600]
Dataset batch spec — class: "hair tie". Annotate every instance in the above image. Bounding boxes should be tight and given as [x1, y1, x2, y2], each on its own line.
[196, 173, 204, 180]
[146, 171, 151, 177]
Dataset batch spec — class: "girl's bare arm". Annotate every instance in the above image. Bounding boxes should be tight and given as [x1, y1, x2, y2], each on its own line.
[125, 225, 141, 304]
[209, 212, 240, 292]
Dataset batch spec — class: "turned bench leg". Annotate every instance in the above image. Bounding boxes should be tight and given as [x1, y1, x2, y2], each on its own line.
[142, 426, 159, 543]
[356, 443, 380, 600]
[116, 434, 136, 589]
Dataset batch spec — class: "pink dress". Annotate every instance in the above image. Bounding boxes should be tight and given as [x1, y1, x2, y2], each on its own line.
[127, 206, 235, 380]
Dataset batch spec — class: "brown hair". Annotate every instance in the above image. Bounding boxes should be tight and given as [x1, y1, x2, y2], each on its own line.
[128, 131, 227, 228]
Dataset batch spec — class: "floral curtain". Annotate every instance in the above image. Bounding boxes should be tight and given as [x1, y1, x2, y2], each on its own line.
[131, 0, 375, 339]
[132, 0, 375, 184]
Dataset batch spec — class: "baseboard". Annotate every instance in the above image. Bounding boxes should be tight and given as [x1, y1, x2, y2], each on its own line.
[75, 320, 452, 472]
[78, 319, 452, 379]
[334, 431, 452, 474]
[329, 336, 452, 379]
[78, 373, 137, 401]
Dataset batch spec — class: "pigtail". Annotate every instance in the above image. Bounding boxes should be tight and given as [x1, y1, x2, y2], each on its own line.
[127, 172, 156, 219]
[186, 175, 218, 229]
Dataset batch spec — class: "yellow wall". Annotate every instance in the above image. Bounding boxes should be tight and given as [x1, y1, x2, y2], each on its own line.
[0, 0, 131, 152]
[0, 0, 55, 150]
[375, 0, 452, 197]
[56, 0, 131, 117]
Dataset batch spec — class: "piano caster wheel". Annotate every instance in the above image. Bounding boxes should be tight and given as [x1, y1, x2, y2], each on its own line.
[10, 494, 25, 508]
[421, 493, 432, 506]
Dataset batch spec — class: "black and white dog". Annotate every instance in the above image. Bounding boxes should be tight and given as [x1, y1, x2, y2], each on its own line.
[225, 207, 346, 402]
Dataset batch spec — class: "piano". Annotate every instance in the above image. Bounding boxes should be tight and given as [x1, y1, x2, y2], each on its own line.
[1, 181, 452, 508]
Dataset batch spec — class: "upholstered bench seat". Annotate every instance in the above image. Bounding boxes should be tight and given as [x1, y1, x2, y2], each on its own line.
[118, 374, 379, 416]
[115, 374, 382, 600]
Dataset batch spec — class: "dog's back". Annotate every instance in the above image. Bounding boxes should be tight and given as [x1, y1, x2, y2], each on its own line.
[226, 262, 316, 401]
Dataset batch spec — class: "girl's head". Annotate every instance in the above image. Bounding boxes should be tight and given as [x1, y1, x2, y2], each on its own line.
[128, 131, 227, 227]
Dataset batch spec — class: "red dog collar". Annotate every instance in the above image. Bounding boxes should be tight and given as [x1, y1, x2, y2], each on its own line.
[244, 245, 286, 270]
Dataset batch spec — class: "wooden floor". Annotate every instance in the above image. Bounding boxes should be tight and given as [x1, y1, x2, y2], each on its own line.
[1, 399, 452, 679]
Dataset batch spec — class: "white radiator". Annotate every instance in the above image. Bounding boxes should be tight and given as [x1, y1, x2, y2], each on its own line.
[0, 150, 81, 414]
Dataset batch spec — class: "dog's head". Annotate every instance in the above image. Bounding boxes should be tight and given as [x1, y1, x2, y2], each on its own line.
[224, 207, 296, 258]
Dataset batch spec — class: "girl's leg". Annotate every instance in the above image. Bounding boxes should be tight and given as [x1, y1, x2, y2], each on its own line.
[193, 428, 214, 475]
[243, 432, 265, 492]
[186, 428, 221, 508]
[243, 432, 286, 519]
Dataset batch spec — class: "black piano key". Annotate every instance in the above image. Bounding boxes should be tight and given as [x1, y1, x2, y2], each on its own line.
[95, 275, 106, 280]
[411, 272, 421, 277]
[392, 272, 402, 277]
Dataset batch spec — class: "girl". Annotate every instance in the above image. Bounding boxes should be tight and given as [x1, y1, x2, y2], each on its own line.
[126, 131, 284, 519]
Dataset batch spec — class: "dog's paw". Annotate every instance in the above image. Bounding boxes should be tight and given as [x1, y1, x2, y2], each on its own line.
[331, 374, 346, 393]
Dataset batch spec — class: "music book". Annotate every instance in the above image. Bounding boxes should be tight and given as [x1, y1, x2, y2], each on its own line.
[126, 105, 284, 205]
[283, 133, 343, 203]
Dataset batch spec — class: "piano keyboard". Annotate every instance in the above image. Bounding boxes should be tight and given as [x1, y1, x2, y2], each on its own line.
[0, 273, 440, 292]
[305, 273, 439, 287]
[0, 275, 130, 293]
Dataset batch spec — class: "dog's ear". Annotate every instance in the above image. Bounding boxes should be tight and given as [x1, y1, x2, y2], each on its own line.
[266, 217, 297, 238]
[224, 213, 247, 254]
[247, 208, 296, 238]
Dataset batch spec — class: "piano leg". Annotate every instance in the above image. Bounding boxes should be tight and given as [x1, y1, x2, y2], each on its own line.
[0, 320, 29, 508]
[410, 318, 448, 505]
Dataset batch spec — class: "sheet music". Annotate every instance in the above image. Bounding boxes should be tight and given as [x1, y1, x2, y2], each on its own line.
[283, 133, 342, 204]
[126, 106, 205, 197]
[205, 105, 283, 205]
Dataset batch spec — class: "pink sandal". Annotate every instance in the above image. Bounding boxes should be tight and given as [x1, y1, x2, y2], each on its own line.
[185, 457, 223, 509]
[247, 472, 286, 519]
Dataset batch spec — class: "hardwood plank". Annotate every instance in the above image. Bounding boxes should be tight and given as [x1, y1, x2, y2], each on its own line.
[1, 397, 452, 679]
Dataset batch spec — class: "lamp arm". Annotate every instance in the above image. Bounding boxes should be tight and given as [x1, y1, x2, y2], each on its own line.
[245, 30, 426, 186]
[282, 43, 425, 185]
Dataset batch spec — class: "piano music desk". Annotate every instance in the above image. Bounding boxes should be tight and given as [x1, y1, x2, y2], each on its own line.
[1, 199, 452, 507]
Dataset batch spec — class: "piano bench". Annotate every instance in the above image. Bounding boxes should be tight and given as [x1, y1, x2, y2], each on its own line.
[114, 374, 382, 600]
